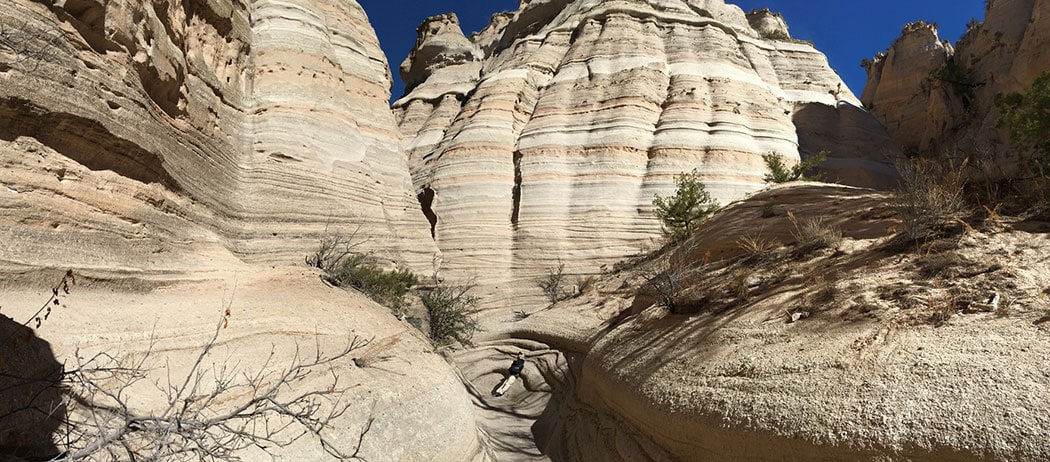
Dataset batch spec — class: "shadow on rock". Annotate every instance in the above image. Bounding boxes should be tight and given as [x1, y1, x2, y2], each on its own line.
[0, 314, 64, 461]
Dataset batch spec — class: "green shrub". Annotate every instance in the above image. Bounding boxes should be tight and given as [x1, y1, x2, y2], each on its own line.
[652, 169, 720, 241]
[762, 150, 827, 183]
[308, 228, 418, 312]
[420, 283, 480, 347]
[761, 30, 789, 41]
[996, 70, 1050, 171]
[324, 254, 418, 312]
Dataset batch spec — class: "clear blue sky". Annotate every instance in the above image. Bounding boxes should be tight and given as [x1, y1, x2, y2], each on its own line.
[358, 0, 986, 103]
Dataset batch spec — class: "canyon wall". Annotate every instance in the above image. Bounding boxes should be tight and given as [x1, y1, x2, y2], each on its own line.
[394, 0, 902, 311]
[862, 0, 1050, 171]
[0, 0, 437, 280]
[0, 1, 471, 459]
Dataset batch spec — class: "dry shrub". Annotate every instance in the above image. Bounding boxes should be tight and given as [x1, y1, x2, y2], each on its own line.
[736, 230, 779, 261]
[576, 275, 597, 294]
[728, 268, 753, 302]
[930, 290, 960, 327]
[788, 212, 843, 256]
[640, 264, 693, 314]
[813, 272, 840, 306]
[895, 158, 967, 242]
[536, 262, 572, 304]
[915, 252, 969, 279]
[420, 282, 480, 347]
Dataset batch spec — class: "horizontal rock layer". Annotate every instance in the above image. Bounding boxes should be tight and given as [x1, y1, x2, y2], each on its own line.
[395, 0, 901, 311]
[0, 0, 437, 278]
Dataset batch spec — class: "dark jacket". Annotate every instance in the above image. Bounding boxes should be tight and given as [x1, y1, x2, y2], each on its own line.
[508, 358, 525, 376]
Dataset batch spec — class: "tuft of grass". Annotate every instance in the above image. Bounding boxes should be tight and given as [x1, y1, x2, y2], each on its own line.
[737, 230, 779, 261]
[788, 212, 843, 256]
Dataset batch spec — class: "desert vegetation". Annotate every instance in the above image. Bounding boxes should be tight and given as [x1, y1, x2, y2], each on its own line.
[419, 282, 480, 347]
[652, 169, 720, 241]
[0, 18, 61, 73]
[309, 230, 479, 347]
[762, 150, 827, 184]
[996, 70, 1050, 172]
[307, 227, 418, 315]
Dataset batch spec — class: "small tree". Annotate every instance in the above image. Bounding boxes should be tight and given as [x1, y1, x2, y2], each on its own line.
[996, 70, 1050, 171]
[762, 150, 828, 183]
[652, 169, 720, 241]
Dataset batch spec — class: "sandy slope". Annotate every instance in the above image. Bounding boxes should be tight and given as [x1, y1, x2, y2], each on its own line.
[457, 183, 1050, 461]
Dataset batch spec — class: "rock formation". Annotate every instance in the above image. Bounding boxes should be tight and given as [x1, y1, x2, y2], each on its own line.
[0, 0, 461, 459]
[394, 0, 902, 312]
[0, 0, 438, 278]
[9, 0, 1044, 460]
[862, 0, 1050, 171]
[462, 183, 1050, 461]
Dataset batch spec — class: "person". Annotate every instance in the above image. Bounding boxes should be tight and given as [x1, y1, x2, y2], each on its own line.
[493, 352, 526, 396]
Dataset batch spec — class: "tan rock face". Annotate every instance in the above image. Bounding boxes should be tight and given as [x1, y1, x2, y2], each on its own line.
[0, 2, 457, 459]
[394, 0, 901, 311]
[862, 0, 1050, 170]
[860, 21, 955, 154]
[0, 0, 437, 276]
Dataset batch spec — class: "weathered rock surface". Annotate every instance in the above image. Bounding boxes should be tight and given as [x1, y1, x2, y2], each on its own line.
[860, 21, 955, 154]
[460, 183, 1050, 461]
[394, 0, 902, 312]
[1, 0, 455, 459]
[0, 0, 437, 276]
[862, 0, 1050, 168]
[1, 268, 484, 461]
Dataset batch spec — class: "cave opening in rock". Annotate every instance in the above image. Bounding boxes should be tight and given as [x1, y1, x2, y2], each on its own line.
[417, 186, 438, 239]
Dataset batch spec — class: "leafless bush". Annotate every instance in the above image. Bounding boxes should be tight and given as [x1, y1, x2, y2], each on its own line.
[895, 158, 967, 242]
[3, 273, 377, 460]
[57, 315, 374, 460]
[306, 225, 365, 270]
[536, 262, 572, 305]
[641, 264, 689, 313]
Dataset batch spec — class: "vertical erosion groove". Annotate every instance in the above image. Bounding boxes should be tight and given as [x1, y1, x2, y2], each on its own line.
[417, 186, 438, 239]
[511, 150, 523, 227]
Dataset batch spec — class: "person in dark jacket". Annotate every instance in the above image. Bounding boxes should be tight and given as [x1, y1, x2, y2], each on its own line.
[493, 352, 526, 396]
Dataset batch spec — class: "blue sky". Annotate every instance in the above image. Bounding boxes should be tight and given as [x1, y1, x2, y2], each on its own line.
[358, 0, 986, 102]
